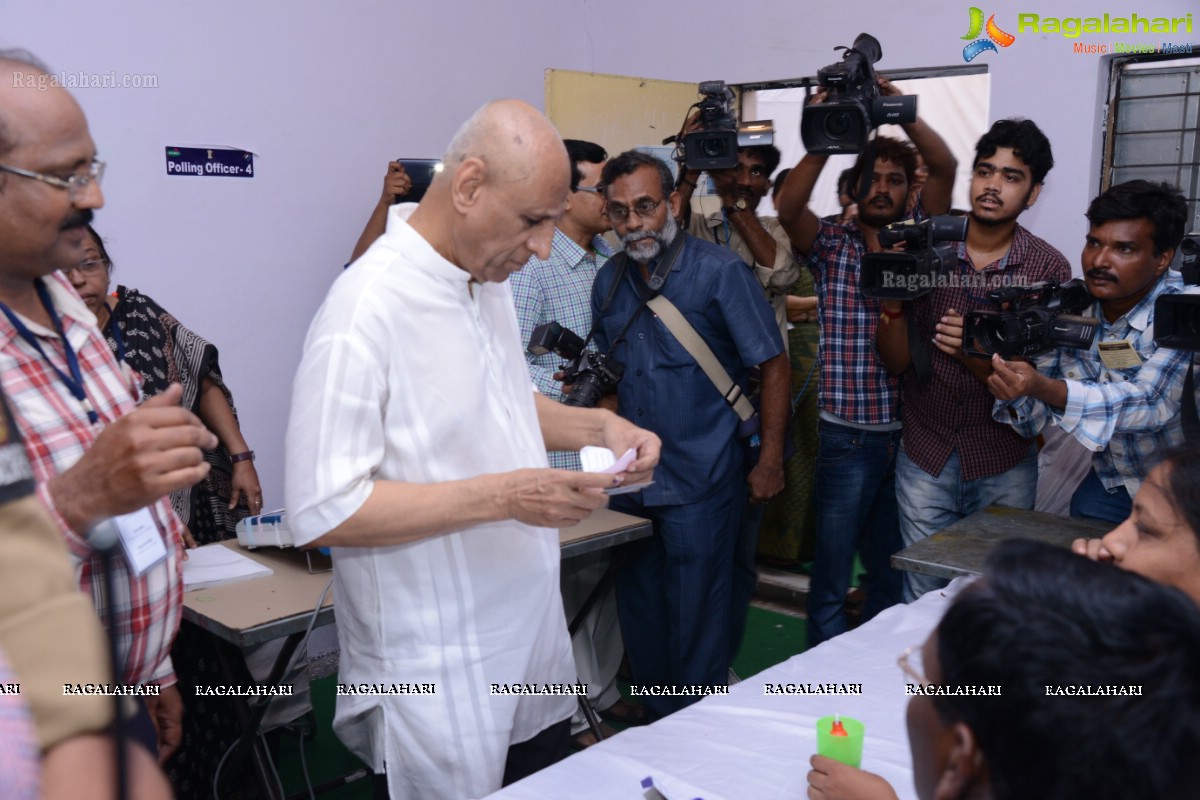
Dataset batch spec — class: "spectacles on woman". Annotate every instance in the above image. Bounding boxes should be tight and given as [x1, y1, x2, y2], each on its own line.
[61, 258, 110, 277]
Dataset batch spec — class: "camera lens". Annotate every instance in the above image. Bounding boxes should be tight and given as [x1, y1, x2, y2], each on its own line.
[823, 111, 854, 140]
[701, 138, 727, 158]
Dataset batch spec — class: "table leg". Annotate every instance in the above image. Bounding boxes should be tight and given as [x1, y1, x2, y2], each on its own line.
[566, 551, 627, 742]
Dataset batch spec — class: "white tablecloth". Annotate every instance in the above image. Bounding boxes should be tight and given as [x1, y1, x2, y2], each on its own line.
[487, 579, 970, 800]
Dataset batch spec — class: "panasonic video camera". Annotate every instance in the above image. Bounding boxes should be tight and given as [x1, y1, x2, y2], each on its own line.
[860, 216, 969, 300]
[1155, 233, 1200, 352]
[527, 322, 623, 409]
[800, 33, 917, 155]
[963, 279, 1098, 359]
[667, 81, 774, 171]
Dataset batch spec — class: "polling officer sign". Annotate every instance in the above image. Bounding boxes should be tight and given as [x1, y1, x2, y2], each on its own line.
[165, 146, 254, 178]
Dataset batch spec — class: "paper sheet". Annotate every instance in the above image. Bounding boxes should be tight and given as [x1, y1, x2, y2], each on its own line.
[183, 543, 273, 592]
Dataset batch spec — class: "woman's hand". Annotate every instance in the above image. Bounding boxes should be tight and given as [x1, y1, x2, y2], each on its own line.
[230, 460, 264, 513]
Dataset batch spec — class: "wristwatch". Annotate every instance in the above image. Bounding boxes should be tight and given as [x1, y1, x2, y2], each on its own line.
[725, 198, 748, 214]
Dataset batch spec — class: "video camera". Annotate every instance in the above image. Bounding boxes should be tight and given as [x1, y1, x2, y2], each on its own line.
[860, 216, 969, 300]
[801, 33, 917, 155]
[1155, 234, 1200, 352]
[527, 322, 624, 409]
[665, 81, 774, 171]
[963, 279, 1098, 359]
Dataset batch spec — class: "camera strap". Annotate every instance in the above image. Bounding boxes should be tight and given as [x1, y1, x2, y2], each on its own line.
[588, 230, 688, 352]
[908, 305, 934, 382]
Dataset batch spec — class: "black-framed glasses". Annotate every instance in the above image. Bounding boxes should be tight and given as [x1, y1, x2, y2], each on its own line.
[0, 158, 105, 201]
[574, 183, 604, 194]
[605, 198, 663, 222]
[61, 258, 110, 277]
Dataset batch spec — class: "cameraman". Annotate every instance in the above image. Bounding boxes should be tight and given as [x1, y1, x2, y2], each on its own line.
[876, 119, 1070, 602]
[776, 77, 957, 645]
[676, 142, 801, 348]
[988, 180, 1190, 524]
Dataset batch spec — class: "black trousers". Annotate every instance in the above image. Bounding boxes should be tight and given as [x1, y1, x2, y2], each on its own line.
[372, 717, 571, 798]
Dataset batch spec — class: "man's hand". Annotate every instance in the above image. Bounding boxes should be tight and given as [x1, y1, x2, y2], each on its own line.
[599, 413, 661, 488]
[1072, 536, 1117, 562]
[932, 307, 965, 358]
[42, 734, 173, 800]
[748, 459, 785, 504]
[49, 383, 218, 533]
[145, 685, 184, 763]
[986, 354, 1047, 401]
[503, 469, 615, 527]
[807, 754, 900, 800]
[382, 161, 411, 204]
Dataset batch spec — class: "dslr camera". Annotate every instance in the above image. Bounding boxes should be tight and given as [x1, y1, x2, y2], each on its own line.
[801, 33, 917, 154]
[668, 81, 774, 171]
[527, 322, 623, 409]
[860, 216, 969, 300]
[1155, 233, 1200, 352]
[963, 279, 1098, 359]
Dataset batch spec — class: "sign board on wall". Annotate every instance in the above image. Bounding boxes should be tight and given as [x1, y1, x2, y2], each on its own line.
[165, 146, 254, 178]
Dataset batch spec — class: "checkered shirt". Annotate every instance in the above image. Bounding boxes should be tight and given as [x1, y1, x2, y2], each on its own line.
[0, 273, 182, 686]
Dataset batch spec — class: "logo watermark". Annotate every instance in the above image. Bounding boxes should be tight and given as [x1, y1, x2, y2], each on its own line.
[336, 683, 437, 695]
[489, 683, 588, 696]
[628, 684, 729, 697]
[63, 683, 161, 696]
[194, 685, 294, 697]
[905, 684, 1003, 696]
[878, 271, 1027, 292]
[764, 682, 863, 695]
[961, 7, 1017, 61]
[1045, 684, 1142, 696]
[12, 70, 159, 91]
[0, 683, 19, 695]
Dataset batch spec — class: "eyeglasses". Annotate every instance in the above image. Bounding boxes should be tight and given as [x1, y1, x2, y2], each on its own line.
[0, 158, 106, 201]
[605, 198, 663, 222]
[574, 183, 604, 194]
[898, 644, 930, 687]
[61, 258, 110, 277]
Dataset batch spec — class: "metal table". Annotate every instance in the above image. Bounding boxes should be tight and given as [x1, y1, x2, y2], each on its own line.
[891, 504, 1110, 580]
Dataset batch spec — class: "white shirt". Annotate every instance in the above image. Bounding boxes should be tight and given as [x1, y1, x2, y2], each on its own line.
[286, 204, 575, 799]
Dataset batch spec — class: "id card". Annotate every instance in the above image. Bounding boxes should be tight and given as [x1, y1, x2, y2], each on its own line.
[1098, 340, 1143, 371]
[115, 507, 168, 576]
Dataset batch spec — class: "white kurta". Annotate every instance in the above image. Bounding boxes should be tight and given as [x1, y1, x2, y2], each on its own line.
[286, 204, 576, 799]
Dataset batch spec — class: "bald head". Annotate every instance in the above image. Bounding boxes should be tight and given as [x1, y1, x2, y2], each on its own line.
[0, 50, 53, 157]
[443, 99, 568, 188]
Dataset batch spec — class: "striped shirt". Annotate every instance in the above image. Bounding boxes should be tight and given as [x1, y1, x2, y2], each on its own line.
[901, 225, 1070, 480]
[0, 273, 183, 687]
[509, 229, 612, 470]
[993, 271, 1187, 495]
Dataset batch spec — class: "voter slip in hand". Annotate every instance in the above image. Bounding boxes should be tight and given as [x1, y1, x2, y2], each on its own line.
[579, 446, 654, 495]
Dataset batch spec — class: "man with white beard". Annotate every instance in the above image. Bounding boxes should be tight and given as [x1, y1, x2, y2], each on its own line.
[590, 150, 788, 717]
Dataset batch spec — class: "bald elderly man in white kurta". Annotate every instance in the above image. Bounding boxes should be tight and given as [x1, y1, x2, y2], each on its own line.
[285, 100, 660, 800]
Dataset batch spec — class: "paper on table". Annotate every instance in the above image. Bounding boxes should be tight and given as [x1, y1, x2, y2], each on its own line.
[183, 543, 273, 592]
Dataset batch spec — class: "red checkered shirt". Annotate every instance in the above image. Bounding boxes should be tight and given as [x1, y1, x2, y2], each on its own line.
[0, 273, 183, 687]
[900, 223, 1071, 480]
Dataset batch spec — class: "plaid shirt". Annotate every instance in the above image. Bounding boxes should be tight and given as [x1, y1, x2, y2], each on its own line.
[509, 228, 612, 470]
[0, 273, 182, 687]
[901, 225, 1070, 480]
[805, 205, 928, 425]
[993, 270, 1187, 495]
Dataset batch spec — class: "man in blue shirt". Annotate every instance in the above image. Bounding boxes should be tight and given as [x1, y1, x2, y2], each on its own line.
[592, 150, 788, 716]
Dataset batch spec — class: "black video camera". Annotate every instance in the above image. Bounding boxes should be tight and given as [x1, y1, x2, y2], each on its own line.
[963, 279, 1098, 359]
[527, 322, 624, 409]
[1155, 234, 1200, 352]
[801, 33, 917, 155]
[860, 216, 969, 300]
[668, 81, 774, 171]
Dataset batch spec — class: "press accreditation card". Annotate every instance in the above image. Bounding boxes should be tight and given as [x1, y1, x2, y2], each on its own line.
[1098, 340, 1143, 371]
[116, 507, 168, 575]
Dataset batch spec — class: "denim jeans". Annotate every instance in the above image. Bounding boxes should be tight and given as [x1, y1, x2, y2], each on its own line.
[806, 419, 903, 647]
[729, 501, 763, 665]
[1069, 467, 1132, 524]
[897, 441, 1038, 602]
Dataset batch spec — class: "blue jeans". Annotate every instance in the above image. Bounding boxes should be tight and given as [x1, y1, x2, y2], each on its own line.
[806, 420, 903, 647]
[897, 442, 1038, 602]
[1069, 467, 1132, 524]
[729, 501, 763, 665]
[612, 479, 747, 717]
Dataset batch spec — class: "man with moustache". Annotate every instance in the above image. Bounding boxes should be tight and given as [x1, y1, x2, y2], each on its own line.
[989, 180, 1189, 524]
[876, 119, 1070, 602]
[591, 150, 787, 717]
[776, 78, 957, 645]
[0, 49, 218, 774]
[286, 102, 660, 798]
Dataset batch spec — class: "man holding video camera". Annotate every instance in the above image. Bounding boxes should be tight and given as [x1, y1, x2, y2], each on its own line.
[988, 180, 1190, 524]
[876, 119, 1070, 602]
[592, 150, 787, 716]
[776, 76, 957, 645]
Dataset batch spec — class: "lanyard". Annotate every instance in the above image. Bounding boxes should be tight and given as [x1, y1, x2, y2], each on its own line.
[0, 279, 99, 424]
[104, 306, 127, 364]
